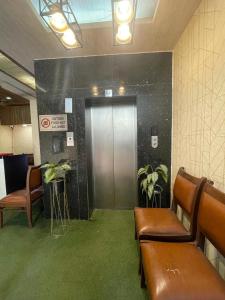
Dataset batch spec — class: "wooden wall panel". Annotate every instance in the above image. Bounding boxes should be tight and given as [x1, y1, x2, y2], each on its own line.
[0, 105, 31, 125]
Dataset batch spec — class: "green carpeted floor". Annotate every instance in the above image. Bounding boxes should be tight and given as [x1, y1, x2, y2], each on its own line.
[0, 209, 148, 300]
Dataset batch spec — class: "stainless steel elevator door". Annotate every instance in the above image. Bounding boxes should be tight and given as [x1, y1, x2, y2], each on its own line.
[90, 101, 137, 209]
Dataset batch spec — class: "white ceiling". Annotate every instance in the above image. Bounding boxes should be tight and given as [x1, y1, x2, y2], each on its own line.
[0, 0, 201, 75]
[0, 52, 35, 90]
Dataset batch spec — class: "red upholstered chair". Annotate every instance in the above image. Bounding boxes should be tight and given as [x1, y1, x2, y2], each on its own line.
[134, 167, 207, 242]
[140, 183, 225, 300]
[0, 165, 44, 228]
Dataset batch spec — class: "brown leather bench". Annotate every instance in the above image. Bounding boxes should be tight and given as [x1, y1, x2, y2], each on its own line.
[134, 167, 207, 242]
[140, 183, 225, 300]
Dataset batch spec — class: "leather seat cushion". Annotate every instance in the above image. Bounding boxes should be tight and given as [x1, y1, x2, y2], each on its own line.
[141, 241, 225, 300]
[0, 187, 43, 207]
[134, 207, 190, 241]
[0, 189, 27, 206]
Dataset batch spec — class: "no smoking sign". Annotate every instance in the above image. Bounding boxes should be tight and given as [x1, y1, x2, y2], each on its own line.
[41, 118, 51, 129]
[39, 114, 68, 132]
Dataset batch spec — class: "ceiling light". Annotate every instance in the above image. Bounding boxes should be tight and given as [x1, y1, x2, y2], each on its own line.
[6, 96, 12, 100]
[61, 28, 78, 48]
[118, 86, 125, 95]
[49, 12, 68, 33]
[112, 0, 137, 45]
[116, 24, 132, 44]
[115, 0, 133, 24]
[92, 86, 99, 96]
[39, 0, 82, 49]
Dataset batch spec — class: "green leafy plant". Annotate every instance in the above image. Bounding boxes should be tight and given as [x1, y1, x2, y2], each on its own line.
[137, 164, 168, 207]
[41, 161, 71, 184]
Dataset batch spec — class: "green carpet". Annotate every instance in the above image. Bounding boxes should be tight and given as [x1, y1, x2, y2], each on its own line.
[0, 209, 148, 300]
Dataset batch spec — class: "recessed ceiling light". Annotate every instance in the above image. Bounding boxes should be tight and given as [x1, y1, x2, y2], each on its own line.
[116, 24, 132, 44]
[49, 12, 68, 33]
[6, 96, 12, 100]
[39, 0, 82, 49]
[92, 86, 99, 96]
[115, 0, 133, 24]
[118, 86, 126, 95]
[61, 28, 78, 48]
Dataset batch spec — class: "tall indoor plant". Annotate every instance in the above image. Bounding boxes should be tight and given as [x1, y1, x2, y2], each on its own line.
[41, 160, 71, 236]
[41, 160, 71, 192]
[137, 164, 168, 207]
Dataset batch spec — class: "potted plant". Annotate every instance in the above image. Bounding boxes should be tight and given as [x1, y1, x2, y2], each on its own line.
[41, 160, 71, 236]
[137, 164, 168, 207]
[41, 160, 71, 193]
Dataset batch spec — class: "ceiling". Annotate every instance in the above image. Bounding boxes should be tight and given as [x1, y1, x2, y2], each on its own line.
[0, 86, 29, 107]
[32, 0, 158, 24]
[0, 51, 35, 90]
[0, 0, 201, 74]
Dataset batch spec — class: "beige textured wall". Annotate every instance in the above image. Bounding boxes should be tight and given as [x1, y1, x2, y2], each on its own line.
[0, 125, 33, 154]
[0, 105, 31, 125]
[0, 126, 12, 153]
[13, 125, 33, 155]
[173, 0, 225, 277]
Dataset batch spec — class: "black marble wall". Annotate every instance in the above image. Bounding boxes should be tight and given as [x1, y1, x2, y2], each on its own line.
[34, 52, 172, 219]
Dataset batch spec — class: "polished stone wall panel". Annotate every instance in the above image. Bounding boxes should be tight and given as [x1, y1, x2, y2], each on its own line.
[35, 52, 172, 218]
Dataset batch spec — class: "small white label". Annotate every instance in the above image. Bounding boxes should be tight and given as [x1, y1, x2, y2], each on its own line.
[151, 136, 158, 148]
[66, 132, 74, 147]
[65, 98, 73, 113]
[105, 89, 112, 97]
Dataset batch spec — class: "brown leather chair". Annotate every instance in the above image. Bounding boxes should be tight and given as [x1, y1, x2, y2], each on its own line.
[134, 167, 207, 242]
[0, 165, 44, 228]
[140, 183, 225, 300]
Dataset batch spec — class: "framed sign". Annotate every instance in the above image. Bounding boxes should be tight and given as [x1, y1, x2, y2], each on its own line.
[39, 114, 68, 131]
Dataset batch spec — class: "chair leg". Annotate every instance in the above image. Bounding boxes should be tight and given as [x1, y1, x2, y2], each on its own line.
[26, 206, 32, 228]
[140, 261, 146, 288]
[139, 253, 141, 275]
[134, 225, 137, 240]
[134, 212, 137, 240]
[138, 243, 142, 274]
[0, 209, 3, 228]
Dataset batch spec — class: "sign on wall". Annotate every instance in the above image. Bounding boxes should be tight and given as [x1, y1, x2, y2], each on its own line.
[39, 114, 68, 131]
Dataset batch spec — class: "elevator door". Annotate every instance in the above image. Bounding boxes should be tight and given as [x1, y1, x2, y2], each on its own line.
[88, 100, 137, 209]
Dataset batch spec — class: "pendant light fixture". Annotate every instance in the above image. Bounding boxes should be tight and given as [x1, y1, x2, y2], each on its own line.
[39, 0, 82, 49]
[112, 0, 137, 45]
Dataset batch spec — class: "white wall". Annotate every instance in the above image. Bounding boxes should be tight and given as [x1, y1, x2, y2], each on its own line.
[0, 126, 12, 153]
[13, 125, 33, 154]
[0, 125, 33, 154]
[30, 99, 41, 164]
[0, 159, 6, 199]
[0, 98, 41, 164]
